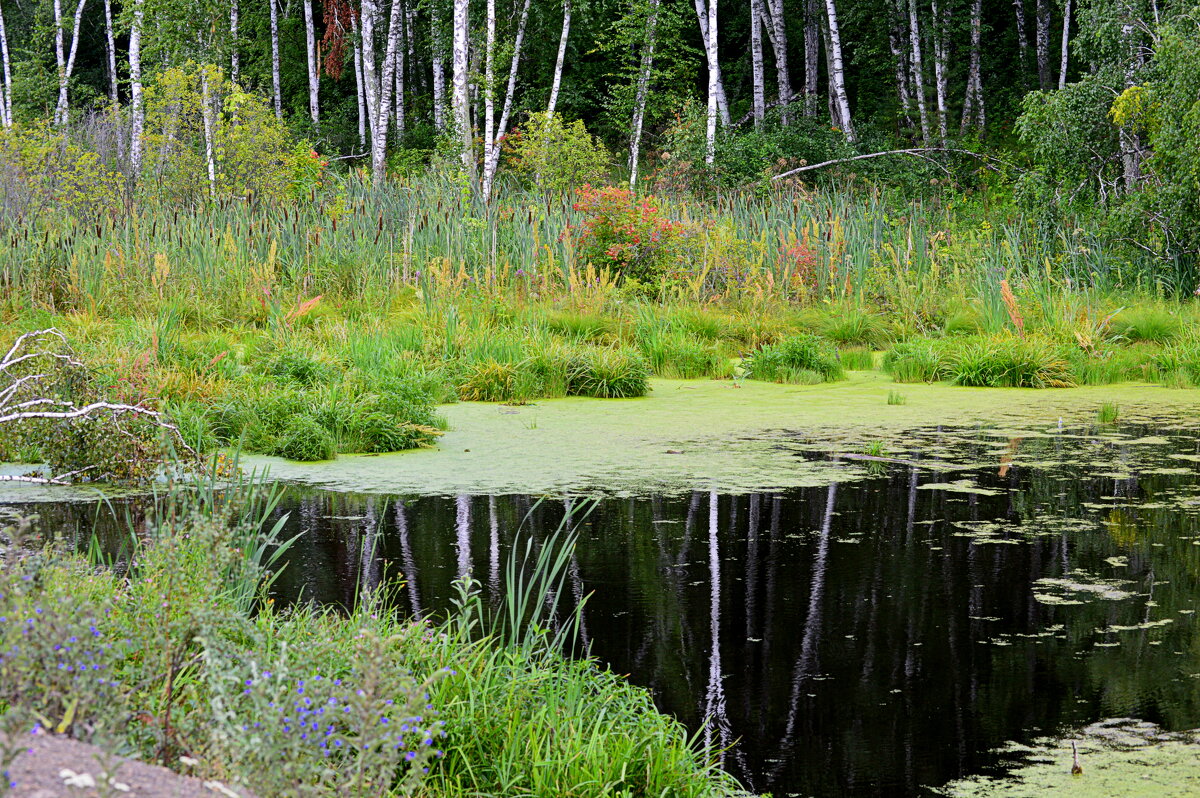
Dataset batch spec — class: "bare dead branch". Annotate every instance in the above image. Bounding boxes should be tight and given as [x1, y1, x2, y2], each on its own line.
[770, 147, 1024, 181]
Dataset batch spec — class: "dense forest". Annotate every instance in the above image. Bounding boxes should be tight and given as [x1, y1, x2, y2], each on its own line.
[0, 0, 1199, 267]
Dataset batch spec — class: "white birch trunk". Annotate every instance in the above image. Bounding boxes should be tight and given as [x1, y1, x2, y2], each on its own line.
[353, 14, 367, 147]
[961, 0, 985, 132]
[824, 0, 855, 141]
[1035, 0, 1050, 88]
[484, 0, 496, 159]
[1058, 0, 1071, 89]
[803, 0, 818, 117]
[1118, 19, 1143, 193]
[230, 0, 240, 83]
[0, 0, 10, 127]
[54, 0, 88, 127]
[270, 0, 283, 119]
[763, 0, 794, 123]
[691, 0, 731, 126]
[304, 0, 321, 128]
[104, 0, 119, 104]
[750, 0, 765, 129]
[371, 0, 405, 180]
[628, 0, 661, 190]
[1014, 0, 1030, 78]
[432, 4, 446, 131]
[129, 0, 145, 170]
[395, 10, 406, 136]
[931, 0, 949, 144]
[547, 0, 571, 118]
[704, 0, 718, 163]
[452, 0, 473, 178]
[200, 69, 218, 198]
[906, 0, 930, 142]
[888, 6, 914, 129]
[481, 0, 532, 198]
[362, 0, 380, 147]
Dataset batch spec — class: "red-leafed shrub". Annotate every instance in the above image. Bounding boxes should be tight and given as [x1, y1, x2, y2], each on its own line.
[566, 185, 685, 287]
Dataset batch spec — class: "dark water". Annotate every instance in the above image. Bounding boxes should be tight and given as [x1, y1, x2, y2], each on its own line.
[12, 423, 1200, 797]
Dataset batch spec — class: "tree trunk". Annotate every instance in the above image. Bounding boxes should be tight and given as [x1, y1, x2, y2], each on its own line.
[452, 0, 473, 179]
[691, 0, 731, 125]
[303, 0, 320, 128]
[1014, 0, 1029, 80]
[103, 0, 119, 104]
[270, 0, 283, 119]
[484, 0, 496, 161]
[129, 0, 145, 169]
[395, 6, 405, 137]
[0, 0, 10, 127]
[824, 0, 855, 141]
[804, 0, 818, 117]
[931, 0, 949, 144]
[1058, 0, 1071, 89]
[961, 0, 985, 132]
[230, 0, 240, 83]
[628, 0, 661, 189]
[750, 0, 765, 129]
[353, 14, 366, 147]
[762, 0, 794, 123]
[1118, 19, 1143, 193]
[704, 0, 719, 163]
[54, 0, 88, 127]
[200, 69, 218, 199]
[547, 0, 571, 118]
[372, 0, 405, 181]
[1035, 0, 1051, 88]
[432, 3, 446, 131]
[906, 0, 930, 142]
[888, 6, 914, 129]
[361, 0, 380, 146]
[482, 0, 532, 198]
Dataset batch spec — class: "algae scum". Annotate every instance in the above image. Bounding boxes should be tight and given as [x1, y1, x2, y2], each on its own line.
[19, 420, 1200, 797]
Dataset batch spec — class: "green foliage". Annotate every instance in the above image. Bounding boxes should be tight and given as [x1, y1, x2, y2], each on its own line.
[0, 122, 124, 218]
[950, 336, 1075, 388]
[275, 415, 336, 461]
[883, 339, 952, 383]
[743, 334, 845, 383]
[509, 112, 610, 193]
[565, 347, 650, 398]
[886, 389, 906, 405]
[568, 185, 686, 287]
[1110, 307, 1181, 343]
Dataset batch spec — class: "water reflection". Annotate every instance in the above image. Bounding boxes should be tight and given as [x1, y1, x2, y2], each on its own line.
[12, 425, 1200, 797]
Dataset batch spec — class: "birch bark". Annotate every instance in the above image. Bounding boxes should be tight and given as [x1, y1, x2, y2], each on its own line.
[804, 0, 818, 117]
[481, 0, 532, 198]
[373, 0, 405, 180]
[484, 0, 496, 160]
[931, 0, 949, 144]
[452, 0, 473, 178]
[691, 0, 731, 125]
[824, 0, 855, 141]
[270, 0, 283, 119]
[1058, 0, 1071, 88]
[129, 0, 145, 170]
[54, 0, 89, 127]
[0, 0, 10, 127]
[764, 0, 794, 122]
[704, 0, 718, 163]
[104, 0, 119, 104]
[353, 14, 366, 147]
[200, 69, 218, 198]
[750, 0, 765, 129]
[1014, 0, 1030, 78]
[231, 0, 240, 83]
[628, 0, 661, 190]
[961, 0, 985, 131]
[547, 0, 571, 118]
[1118, 18, 1143, 192]
[304, 0, 321, 128]
[432, 4, 446, 131]
[906, 0, 930, 142]
[887, 4, 913, 128]
[1035, 0, 1051, 88]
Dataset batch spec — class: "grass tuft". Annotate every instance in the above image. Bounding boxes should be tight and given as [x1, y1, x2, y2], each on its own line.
[743, 334, 845, 383]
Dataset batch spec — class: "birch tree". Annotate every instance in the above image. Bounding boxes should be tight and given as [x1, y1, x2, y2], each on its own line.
[1058, 0, 1071, 88]
[481, 0, 533, 198]
[804, 0, 818, 116]
[750, 0, 765, 129]
[451, 0, 472, 178]
[962, 0, 985, 131]
[906, 0, 930, 142]
[361, 0, 405, 180]
[270, 0, 283, 119]
[0, 0, 14, 127]
[703, 0, 718, 163]
[1014, 0, 1030, 78]
[432, 3, 446, 131]
[1036, 0, 1051, 88]
[547, 0, 571, 118]
[53, 0, 89, 126]
[824, 0, 855, 141]
[230, 0, 240, 83]
[761, 0, 795, 122]
[129, 0, 145, 170]
[888, 3, 914, 128]
[691, 0, 730, 125]
[304, 0, 321, 128]
[104, 0, 119, 104]
[628, 0, 661, 189]
[352, 14, 366, 146]
[930, 0, 949, 144]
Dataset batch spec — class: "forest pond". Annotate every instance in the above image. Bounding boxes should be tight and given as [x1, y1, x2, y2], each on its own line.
[12, 420, 1200, 797]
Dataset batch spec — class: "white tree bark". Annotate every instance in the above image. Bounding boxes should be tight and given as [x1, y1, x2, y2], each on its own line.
[1035, 0, 1051, 88]
[373, 0, 405, 179]
[762, 0, 794, 123]
[1118, 18, 1143, 193]
[230, 0, 240, 83]
[931, 0, 949, 144]
[0, 0, 11, 127]
[750, 0, 765, 129]
[484, 0, 496, 159]
[452, 0, 473, 178]
[906, 0, 930, 142]
[704, 0, 718, 163]
[803, 0, 818, 117]
[129, 0, 145, 169]
[103, 0, 119, 104]
[691, 0, 731, 125]
[395, 7, 406, 136]
[200, 69, 218, 198]
[270, 0, 283, 119]
[1014, 0, 1030, 78]
[546, 0, 571, 118]
[303, 0, 321, 128]
[961, 0, 985, 132]
[353, 14, 367, 147]
[1058, 0, 1071, 89]
[53, 0, 89, 127]
[823, 0, 855, 141]
[628, 0, 661, 189]
[888, 6, 914, 129]
[432, 3, 446, 131]
[481, 0, 532, 198]
[362, 0, 380, 146]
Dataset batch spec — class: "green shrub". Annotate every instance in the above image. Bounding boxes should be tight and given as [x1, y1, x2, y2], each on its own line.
[567, 186, 685, 286]
[950, 337, 1075, 388]
[565, 347, 650, 398]
[743, 334, 844, 383]
[274, 415, 336, 461]
[509, 112, 610, 193]
[267, 351, 335, 386]
[883, 339, 951, 383]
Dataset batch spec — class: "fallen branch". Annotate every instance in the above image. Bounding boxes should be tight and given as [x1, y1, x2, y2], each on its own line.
[771, 147, 1023, 181]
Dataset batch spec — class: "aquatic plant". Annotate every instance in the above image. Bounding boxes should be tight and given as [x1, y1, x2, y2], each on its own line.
[743, 334, 845, 383]
[883, 339, 951, 383]
[838, 347, 876, 371]
[1097, 402, 1119, 424]
[950, 337, 1075, 388]
[566, 347, 650, 398]
[1110, 307, 1182, 343]
[887, 389, 907, 405]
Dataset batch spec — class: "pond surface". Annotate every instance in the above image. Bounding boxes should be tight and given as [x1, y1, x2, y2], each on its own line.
[12, 421, 1200, 797]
